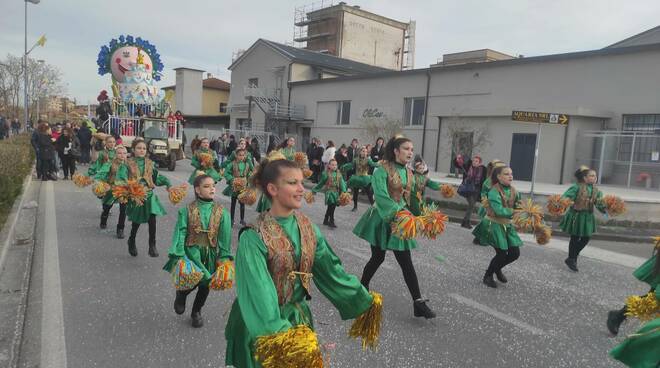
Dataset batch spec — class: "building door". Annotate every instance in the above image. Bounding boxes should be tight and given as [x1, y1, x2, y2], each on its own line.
[510, 133, 536, 181]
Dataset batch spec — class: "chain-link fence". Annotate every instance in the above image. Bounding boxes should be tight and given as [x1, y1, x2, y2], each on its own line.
[576, 130, 660, 190]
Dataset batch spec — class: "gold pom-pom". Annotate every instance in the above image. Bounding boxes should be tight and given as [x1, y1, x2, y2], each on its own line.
[92, 181, 111, 198]
[349, 291, 383, 350]
[112, 184, 130, 204]
[513, 199, 544, 233]
[391, 209, 420, 240]
[534, 224, 552, 245]
[112, 179, 148, 206]
[419, 204, 449, 239]
[601, 194, 626, 217]
[209, 260, 235, 290]
[625, 292, 660, 321]
[546, 194, 572, 217]
[338, 192, 352, 206]
[440, 184, 456, 199]
[197, 152, 214, 169]
[72, 173, 93, 187]
[238, 187, 257, 205]
[294, 151, 308, 167]
[254, 325, 324, 368]
[303, 168, 313, 178]
[304, 191, 315, 204]
[168, 184, 188, 205]
[232, 177, 247, 193]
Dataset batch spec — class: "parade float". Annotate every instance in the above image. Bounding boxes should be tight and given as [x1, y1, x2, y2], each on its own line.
[96, 35, 183, 170]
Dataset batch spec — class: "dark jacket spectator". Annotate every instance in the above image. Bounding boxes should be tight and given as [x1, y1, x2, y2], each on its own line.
[453, 155, 486, 228]
[249, 139, 261, 163]
[227, 135, 238, 156]
[77, 124, 92, 164]
[370, 137, 385, 163]
[334, 145, 350, 169]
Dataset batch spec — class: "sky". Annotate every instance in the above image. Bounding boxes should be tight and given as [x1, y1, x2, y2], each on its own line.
[1, 0, 658, 103]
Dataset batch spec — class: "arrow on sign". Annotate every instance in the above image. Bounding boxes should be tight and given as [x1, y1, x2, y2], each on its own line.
[559, 115, 569, 125]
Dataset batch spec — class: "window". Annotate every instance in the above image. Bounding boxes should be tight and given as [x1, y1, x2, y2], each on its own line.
[623, 114, 660, 131]
[336, 101, 351, 125]
[248, 78, 258, 88]
[403, 97, 426, 126]
[237, 118, 252, 131]
[219, 103, 228, 113]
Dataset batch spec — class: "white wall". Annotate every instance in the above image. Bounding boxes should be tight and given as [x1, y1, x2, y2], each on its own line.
[175, 69, 203, 115]
[340, 12, 405, 70]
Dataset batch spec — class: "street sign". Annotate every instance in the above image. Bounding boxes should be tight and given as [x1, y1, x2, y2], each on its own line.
[512, 110, 569, 125]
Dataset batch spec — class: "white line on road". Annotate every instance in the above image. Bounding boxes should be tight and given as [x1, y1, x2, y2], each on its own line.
[518, 233, 646, 269]
[448, 293, 546, 336]
[41, 182, 67, 368]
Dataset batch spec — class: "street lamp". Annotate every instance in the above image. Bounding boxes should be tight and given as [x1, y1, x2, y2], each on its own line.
[24, 0, 44, 132]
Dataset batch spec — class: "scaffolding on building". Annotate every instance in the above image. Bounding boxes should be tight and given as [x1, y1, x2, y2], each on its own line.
[293, 1, 336, 49]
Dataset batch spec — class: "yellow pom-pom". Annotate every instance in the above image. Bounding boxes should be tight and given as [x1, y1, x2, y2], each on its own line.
[601, 194, 626, 217]
[304, 191, 315, 204]
[440, 184, 456, 199]
[72, 173, 93, 187]
[546, 194, 572, 217]
[209, 260, 235, 290]
[419, 204, 449, 239]
[92, 181, 111, 198]
[254, 325, 324, 368]
[238, 187, 257, 205]
[232, 177, 247, 193]
[513, 199, 544, 233]
[534, 224, 552, 245]
[391, 210, 420, 240]
[338, 192, 352, 207]
[349, 291, 383, 351]
[197, 152, 214, 169]
[625, 292, 659, 321]
[168, 184, 188, 205]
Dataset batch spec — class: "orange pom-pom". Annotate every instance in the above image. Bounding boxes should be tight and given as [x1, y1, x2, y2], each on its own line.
[72, 173, 94, 187]
[92, 181, 111, 198]
[127, 179, 148, 206]
[197, 152, 214, 169]
[293, 151, 308, 167]
[546, 194, 572, 217]
[513, 199, 544, 233]
[440, 184, 456, 198]
[419, 204, 449, 239]
[338, 192, 352, 206]
[601, 194, 626, 217]
[111, 184, 130, 204]
[232, 177, 247, 193]
[304, 191, 315, 204]
[238, 187, 257, 205]
[534, 224, 552, 245]
[302, 168, 313, 178]
[391, 210, 421, 240]
[168, 184, 188, 205]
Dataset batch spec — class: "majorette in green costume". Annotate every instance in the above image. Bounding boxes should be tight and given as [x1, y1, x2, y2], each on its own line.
[341, 157, 379, 190]
[94, 157, 129, 206]
[188, 148, 222, 184]
[88, 148, 116, 177]
[312, 169, 347, 205]
[125, 156, 171, 223]
[559, 183, 606, 237]
[222, 159, 253, 198]
[472, 183, 523, 249]
[409, 172, 441, 216]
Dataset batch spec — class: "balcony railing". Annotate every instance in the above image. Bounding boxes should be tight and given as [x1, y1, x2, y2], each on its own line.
[270, 102, 305, 120]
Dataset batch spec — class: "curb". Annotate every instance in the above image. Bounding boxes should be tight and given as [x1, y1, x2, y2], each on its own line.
[0, 171, 34, 273]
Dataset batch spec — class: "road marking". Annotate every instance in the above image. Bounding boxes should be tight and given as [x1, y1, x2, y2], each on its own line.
[41, 182, 68, 368]
[338, 247, 395, 270]
[449, 293, 546, 336]
[518, 233, 646, 268]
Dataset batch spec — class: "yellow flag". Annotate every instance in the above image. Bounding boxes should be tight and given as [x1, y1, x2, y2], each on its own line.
[37, 35, 47, 47]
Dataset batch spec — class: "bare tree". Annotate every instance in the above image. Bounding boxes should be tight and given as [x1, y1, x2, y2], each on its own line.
[444, 118, 493, 174]
[358, 114, 403, 144]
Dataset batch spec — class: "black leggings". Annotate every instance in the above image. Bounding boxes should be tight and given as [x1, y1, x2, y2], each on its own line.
[361, 246, 422, 300]
[129, 214, 156, 242]
[230, 196, 245, 223]
[324, 204, 337, 221]
[568, 236, 590, 259]
[102, 203, 127, 229]
[486, 246, 520, 276]
[180, 283, 211, 313]
[353, 186, 374, 207]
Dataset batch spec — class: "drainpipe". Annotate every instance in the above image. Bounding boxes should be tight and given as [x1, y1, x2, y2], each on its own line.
[421, 69, 431, 157]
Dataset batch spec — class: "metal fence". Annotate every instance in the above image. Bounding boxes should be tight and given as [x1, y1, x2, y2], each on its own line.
[576, 130, 660, 190]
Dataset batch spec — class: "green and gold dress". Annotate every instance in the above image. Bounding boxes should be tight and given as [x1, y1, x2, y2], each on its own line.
[94, 158, 129, 206]
[559, 183, 606, 237]
[472, 183, 523, 249]
[341, 157, 379, 190]
[409, 173, 441, 216]
[87, 148, 116, 177]
[188, 148, 222, 184]
[125, 157, 171, 224]
[312, 170, 347, 205]
[223, 159, 252, 198]
[224, 211, 376, 368]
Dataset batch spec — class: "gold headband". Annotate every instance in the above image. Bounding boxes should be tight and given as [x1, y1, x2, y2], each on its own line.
[579, 165, 591, 172]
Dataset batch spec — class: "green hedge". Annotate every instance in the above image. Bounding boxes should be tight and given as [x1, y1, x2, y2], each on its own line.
[0, 134, 35, 228]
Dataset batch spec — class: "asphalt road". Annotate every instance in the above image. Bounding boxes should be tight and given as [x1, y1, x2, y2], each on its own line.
[18, 160, 655, 368]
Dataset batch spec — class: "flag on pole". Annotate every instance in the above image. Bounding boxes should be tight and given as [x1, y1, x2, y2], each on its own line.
[36, 35, 47, 47]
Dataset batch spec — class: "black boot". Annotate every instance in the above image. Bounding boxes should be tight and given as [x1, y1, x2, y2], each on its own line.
[483, 274, 497, 288]
[565, 257, 578, 272]
[100, 214, 108, 229]
[495, 270, 508, 283]
[174, 290, 190, 315]
[128, 224, 138, 257]
[191, 285, 210, 328]
[607, 308, 627, 336]
[148, 240, 159, 257]
[323, 215, 329, 226]
[116, 226, 125, 239]
[413, 299, 436, 319]
[329, 218, 337, 228]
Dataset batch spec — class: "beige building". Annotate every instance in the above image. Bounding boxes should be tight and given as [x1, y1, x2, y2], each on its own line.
[162, 69, 230, 128]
